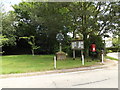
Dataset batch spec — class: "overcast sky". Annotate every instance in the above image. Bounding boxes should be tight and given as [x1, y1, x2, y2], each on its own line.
[2, 0, 22, 12]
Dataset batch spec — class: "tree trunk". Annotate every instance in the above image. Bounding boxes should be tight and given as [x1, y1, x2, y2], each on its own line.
[32, 49, 34, 56]
[72, 28, 76, 39]
[83, 33, 89, 58]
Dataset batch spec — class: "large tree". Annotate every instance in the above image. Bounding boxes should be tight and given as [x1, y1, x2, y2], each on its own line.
[64, 2, 119, 57]
[12, 2, 71, 54]
[3, 1, 119, 55]
[2, 11, 16, 46]
[1, 3, 17, 54]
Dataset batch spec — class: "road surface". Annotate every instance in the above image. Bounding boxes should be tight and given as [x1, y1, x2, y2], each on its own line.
[0, 62, 118, 88]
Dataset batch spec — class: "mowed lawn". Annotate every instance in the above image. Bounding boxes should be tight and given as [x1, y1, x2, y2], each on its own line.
[1, 55, 100, 74]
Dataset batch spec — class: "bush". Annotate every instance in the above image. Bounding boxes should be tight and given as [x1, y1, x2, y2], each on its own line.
[106, 47, 119, 52]
[106, 50, 113, 53]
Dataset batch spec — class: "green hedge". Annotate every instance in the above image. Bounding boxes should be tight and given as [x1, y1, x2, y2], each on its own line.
[106, 47, 120, 52]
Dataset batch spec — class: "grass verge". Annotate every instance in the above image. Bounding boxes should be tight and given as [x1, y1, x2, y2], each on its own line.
[105, 56, 118, 61]
[1, 55, 101, 74]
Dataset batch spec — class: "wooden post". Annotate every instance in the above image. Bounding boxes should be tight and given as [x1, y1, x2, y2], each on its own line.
[102, 50, 104, 63]
[73, 50, 75, 60]
[81, 50, 84, 65]
[60, 43, 62, 52]
[54, 56, 57, 69]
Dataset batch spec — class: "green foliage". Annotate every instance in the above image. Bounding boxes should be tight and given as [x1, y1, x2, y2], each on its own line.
[0, 34, 16, 54]
[11, 2, 71, 54]
[67, 2, 119, 57]
[107, 50, 113, 53]
[112, 37, 120, 49]
[2, 11, 16, 46]
[0, 35, 9, 46]
[106, 47, 119, 52]
[89, 35, 104, 50]
[87, 34, 104, 59]
[106, 37, 120, 52]
[19, 36, 40, 55]
[2, 2, 120, 55]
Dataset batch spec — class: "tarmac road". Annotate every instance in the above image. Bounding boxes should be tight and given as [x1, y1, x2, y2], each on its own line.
[0, 61, 118, 88]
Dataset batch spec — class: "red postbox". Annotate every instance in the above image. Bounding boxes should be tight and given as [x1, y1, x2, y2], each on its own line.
[90, 44, 96, 52]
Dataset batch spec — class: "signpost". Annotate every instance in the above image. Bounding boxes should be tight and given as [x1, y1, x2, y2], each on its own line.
[56, 32, 64, 52]
[56, 32, 66, 60]
[71, 40, 84, 65]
